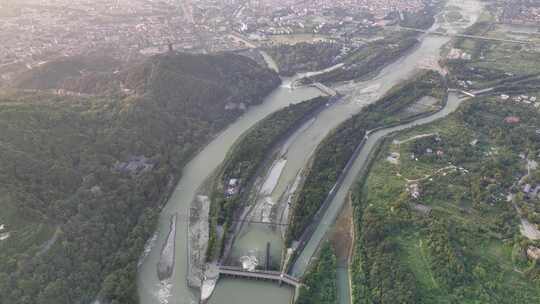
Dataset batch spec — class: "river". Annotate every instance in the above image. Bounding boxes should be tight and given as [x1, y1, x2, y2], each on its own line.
[226, 0, 482, 283]
[137, 82, 322, 304]
[139, 0, 482, 303]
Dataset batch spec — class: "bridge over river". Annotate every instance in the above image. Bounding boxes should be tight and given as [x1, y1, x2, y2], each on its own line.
[218, 266, 302, 289]
[290, 79, 339, 96]
[390, 25, 536, 45]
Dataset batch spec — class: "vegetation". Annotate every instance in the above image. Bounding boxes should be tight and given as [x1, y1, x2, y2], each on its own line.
[308, 32, 419, 84]
[295, 9, 540, 304]
[13, 54, 124, 95]
[0, 51, 280, 304]
[208, 96, 330, 259]
[351, 206, 420, 303]
[297, 242, 338, 304]
[286, 71, 446, 245]
[398, 0, 442, 30]
[350, 94, 540, 303]
[265, 42, 343, 76]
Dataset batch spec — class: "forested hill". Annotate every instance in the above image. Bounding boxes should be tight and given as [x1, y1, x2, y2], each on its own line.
[122, 52, 280, 123]
[13, 52, 280, 102]
[13, 54, 124, 94]
[0, 52, 280, 304]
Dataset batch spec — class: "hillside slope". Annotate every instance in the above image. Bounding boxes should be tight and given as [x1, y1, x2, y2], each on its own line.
[0, 52, 279, 304]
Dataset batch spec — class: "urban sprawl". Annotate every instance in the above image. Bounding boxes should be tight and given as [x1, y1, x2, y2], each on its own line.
[0, 0, 538, 80]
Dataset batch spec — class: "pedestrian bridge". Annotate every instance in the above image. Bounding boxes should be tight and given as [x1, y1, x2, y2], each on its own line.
[448, 88, 476, 97]
[290, 79, 339, 96]
[311, 82, 338, 96]
[218, 266, 302, 288]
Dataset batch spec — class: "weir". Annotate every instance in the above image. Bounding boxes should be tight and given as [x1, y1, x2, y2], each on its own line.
[217, 266, 303, 303]
[218, 266, 301, 288]
[311, 82, 338, 96]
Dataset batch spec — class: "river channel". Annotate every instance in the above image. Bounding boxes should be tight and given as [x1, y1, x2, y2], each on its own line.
[217, 0, 482, 298]
[138, 0, 482, 303]
[137, 80, 322, 304]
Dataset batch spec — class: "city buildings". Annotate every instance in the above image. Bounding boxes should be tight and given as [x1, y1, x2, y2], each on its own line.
[0, 0, 430, 81]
